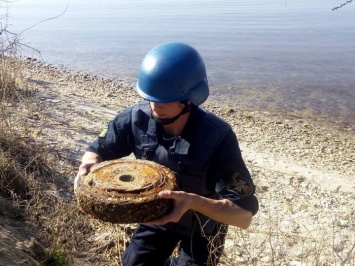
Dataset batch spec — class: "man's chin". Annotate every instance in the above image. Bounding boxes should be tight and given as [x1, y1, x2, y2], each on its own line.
[153, 113, 167, 119]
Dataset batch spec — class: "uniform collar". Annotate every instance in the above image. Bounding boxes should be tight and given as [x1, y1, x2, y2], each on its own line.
[154, 106, 206, 155]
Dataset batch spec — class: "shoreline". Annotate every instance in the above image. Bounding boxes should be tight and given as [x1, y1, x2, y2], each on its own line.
[210, 88, 355, 134]
[22, 57, 355, 134]
[15, 58, 354, 193]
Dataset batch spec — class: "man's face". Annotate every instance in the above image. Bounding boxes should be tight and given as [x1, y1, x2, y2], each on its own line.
[149, 101, 185, 119]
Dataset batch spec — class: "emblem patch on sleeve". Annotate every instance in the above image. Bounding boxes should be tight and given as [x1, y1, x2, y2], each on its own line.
[99, 128, 108, 138]
[226, 172, 253, 197]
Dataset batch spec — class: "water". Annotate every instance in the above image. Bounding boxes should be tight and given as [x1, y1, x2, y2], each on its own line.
[4, 0, 355, 128]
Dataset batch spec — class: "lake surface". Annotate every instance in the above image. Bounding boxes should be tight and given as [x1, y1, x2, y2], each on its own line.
[5, 0, 355, 128]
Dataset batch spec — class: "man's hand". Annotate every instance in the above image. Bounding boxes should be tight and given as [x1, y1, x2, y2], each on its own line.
[147, 189, 253, 229]
[74, 162, 95, 192]
[74, 152, 102, 193]
[146, 190, 191, 225]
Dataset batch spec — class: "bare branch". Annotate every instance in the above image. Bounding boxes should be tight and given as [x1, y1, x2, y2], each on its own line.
[332, 0, 353, 11]
[1, 3, 69, 59]
[17, 4, 69, 37]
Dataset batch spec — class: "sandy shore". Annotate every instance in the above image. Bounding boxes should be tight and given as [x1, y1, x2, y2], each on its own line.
[3, 59, 354, 265]
[18, 60, 354, 191]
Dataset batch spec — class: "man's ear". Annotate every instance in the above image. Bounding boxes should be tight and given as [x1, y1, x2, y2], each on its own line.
[180, 100, 191, 106]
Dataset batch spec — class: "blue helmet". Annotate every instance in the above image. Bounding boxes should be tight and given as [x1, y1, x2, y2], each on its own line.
[136, 42, 209, 106]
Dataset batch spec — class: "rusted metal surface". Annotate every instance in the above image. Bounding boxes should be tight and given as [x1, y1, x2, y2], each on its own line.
[75, 158, 176, 223]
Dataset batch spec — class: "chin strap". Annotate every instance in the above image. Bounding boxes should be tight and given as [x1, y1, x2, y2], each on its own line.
[152, 102, 191, 126]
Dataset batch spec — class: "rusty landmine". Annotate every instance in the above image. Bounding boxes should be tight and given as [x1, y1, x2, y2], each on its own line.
[75, 158, 176, 223]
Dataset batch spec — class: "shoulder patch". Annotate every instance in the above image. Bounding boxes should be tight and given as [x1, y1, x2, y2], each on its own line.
[227, 172, 254, 197]
[99, 128, 108, 138]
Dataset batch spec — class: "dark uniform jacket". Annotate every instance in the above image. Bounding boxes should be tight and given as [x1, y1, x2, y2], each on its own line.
[87, 101, 258, 234]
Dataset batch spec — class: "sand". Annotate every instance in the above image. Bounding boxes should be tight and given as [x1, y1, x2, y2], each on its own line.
[1, 59, 354, 265]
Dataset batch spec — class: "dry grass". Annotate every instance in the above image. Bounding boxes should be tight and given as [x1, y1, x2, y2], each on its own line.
[0, 57, 128, 265]
[1, 3, 354, 264]
[0, 5, 128, 265]
[1, 92, 354, 265]
[1, 61, 354, 265]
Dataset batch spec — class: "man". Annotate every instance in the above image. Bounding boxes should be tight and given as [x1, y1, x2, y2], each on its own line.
[75, 42, 259, 266]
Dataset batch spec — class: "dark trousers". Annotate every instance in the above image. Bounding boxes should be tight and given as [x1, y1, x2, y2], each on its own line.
[121, 223, 227, 266]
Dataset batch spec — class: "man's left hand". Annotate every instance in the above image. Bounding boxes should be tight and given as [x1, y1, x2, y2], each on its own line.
[146, 190, 191, 225]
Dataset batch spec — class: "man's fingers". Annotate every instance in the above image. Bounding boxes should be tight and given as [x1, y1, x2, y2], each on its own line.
[74, 163, 95, 192]
[158, 190, 173, 198]
[78, 162, 95, 176]
[78, 167, 88, 176]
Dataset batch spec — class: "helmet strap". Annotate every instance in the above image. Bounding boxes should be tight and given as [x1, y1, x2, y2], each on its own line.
[152, 102, 191, 126]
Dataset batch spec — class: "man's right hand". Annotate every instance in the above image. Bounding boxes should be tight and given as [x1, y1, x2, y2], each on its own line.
[74, 152, 103, 193]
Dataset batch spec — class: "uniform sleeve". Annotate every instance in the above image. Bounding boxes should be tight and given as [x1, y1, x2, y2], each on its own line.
[208, 129, 259, 215]
[86, 106, 134, 160]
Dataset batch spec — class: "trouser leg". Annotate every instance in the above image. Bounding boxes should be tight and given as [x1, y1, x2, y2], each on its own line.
[122, 224, 180, 266]
[172, 224, 228, 266]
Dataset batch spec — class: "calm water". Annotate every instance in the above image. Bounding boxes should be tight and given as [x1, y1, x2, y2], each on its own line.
[5, 0, 355, 128]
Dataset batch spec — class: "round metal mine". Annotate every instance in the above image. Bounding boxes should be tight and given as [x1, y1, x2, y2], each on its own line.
[75, 158, 176, 223]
